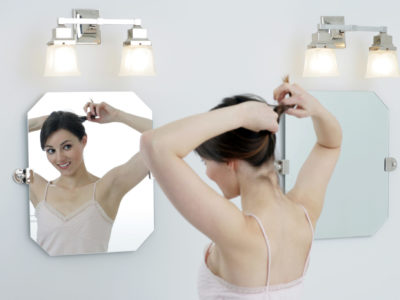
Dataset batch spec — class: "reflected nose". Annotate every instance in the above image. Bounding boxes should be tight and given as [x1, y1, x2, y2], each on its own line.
[55, 151, 67, 163]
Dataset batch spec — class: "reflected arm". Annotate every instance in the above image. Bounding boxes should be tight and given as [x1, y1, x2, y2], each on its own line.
[28, 115, 48, 132]
[116, 111, 152, 133]
[98, 109, 153, 217]
[102, 110, 153, 197]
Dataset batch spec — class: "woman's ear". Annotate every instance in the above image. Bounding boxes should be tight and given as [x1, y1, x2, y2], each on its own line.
[82, 135, 88, 147]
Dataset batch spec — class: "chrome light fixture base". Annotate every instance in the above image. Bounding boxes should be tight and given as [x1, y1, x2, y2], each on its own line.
[370, 32, 396, 51]
[123, 20, 152, 46]
[308, 16, 346, 49]
[47, 25, 76, 46]
[73, 9, 101, 45]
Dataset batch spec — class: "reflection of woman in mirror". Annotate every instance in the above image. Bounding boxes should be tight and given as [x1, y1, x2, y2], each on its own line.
[141, 82, 342, 298]
[28, 101, 151, 256]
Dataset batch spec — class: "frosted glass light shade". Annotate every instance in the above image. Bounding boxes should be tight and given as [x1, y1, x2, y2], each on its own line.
[119, 45, 155, 76]
[44, 44, 80, 76]
[303, 48, 339, 77]
[365, 50, 400, 78]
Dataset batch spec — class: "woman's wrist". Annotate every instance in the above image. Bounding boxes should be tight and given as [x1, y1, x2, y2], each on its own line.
[235, 102, 248, 129]
[311, 106, 342, 148]
[28, 115, 48, 132]
[310, 103, 327, 119]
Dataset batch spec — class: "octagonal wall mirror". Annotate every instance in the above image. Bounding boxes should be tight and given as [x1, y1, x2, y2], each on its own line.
[27, 92, 153, 256]
[285, 91, 390, 239]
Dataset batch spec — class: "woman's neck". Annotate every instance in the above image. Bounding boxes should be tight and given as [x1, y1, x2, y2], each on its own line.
[238, 167, 285, 214]
[55, 163, 93, 189]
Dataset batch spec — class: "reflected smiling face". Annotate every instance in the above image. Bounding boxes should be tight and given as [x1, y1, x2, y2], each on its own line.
[44, 129, 87, 176]
[202, 158, 240, 199]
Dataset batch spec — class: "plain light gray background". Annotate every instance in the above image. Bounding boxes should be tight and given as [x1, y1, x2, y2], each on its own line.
[2, 1, 400, 299]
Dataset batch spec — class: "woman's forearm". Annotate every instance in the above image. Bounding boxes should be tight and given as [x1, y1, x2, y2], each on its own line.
[116, 111, 152, 133]
[142, 104, 244, 158]
[28, 115, 48, 132]
[311, 106, 342, 149]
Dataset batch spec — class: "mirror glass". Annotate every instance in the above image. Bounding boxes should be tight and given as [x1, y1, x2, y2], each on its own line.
[284, 91, 389, 239]
[28, 92, 153, 255]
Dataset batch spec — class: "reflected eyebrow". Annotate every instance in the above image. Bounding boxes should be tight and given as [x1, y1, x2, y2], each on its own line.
[45, 140, 72, 149]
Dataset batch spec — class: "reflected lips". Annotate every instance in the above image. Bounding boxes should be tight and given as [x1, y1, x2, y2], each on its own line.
[58, 162, 71, 169]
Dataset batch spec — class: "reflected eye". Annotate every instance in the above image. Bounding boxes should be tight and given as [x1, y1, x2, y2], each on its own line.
[46, 148, 55, 155]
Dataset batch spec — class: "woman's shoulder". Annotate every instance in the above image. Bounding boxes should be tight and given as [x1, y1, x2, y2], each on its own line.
[29, 172, 49, 207]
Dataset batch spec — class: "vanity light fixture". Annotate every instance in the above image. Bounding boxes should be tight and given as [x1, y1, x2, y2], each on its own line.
[304, 16, 400, 78]
[44, 9, 155, 77]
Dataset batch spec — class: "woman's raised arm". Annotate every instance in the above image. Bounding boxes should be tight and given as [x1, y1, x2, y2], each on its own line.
[140, 101, 279, 246]
[28, 115, 49, 132]
[274, 83, 342, 226]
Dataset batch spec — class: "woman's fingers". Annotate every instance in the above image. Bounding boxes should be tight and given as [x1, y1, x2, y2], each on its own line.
[286, 108, 308, 118]
[273, 83, 295, 101]
[269, 120, 279, 133]
[83, 102, 98, 120]
[83, 102, 90, 113]
[89, 102, 97, 117]
[279, 95, 300, 106]
[97, 102, 108, 118]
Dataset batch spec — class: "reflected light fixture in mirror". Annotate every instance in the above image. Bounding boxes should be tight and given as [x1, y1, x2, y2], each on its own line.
[366, 33, 400, 78]
[119, 19, 155, 76]
[44, 25, 80, 76]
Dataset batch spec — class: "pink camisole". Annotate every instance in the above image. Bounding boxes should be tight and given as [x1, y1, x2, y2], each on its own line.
[198, 206, 314, 300]
[35, 180, 114, 256]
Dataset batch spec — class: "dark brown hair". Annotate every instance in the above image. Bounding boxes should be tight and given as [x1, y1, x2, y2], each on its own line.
[40, 111, 87, 150]
[194, 94, 287, 167]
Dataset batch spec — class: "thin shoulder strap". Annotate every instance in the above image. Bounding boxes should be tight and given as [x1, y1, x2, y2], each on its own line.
[300, 205, 314, 275]
[245, 213, 272, 291]
[301, 205, 314, 237]
[92, 180, 99, 201]
[43, 181, 51, 202]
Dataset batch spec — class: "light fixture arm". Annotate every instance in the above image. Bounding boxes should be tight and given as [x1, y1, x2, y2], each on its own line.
[58, 17, 141, 26]
[52, 9, 148, 45]
[319, 24, 387, 34]
[308, 17, 395, 50]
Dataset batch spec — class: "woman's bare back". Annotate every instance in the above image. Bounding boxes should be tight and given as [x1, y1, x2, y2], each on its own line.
[206, 195, 314, 287]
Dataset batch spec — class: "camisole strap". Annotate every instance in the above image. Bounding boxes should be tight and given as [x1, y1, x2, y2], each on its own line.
[300, 205, 314, 238]
[245, 212, 272, 291]
[300, 205, 314, 276]
[92, 180, 98, 201]
[43, 181, 51, 202]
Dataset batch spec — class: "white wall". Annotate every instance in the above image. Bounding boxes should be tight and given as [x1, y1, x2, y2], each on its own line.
[1, 0, 400, 299]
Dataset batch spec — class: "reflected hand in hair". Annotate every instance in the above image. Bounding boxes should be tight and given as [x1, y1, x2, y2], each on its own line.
[83, 101, 119, 124]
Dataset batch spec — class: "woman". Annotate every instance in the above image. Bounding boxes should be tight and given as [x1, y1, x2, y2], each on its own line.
[29, 101, 151, 256]
[140, 82, 342, 299]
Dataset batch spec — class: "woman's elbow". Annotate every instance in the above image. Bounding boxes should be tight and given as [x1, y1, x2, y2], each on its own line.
[140, 130, 156, 158]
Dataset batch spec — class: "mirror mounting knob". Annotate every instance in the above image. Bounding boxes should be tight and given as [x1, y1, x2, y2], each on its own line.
[13, 168, 33, 184]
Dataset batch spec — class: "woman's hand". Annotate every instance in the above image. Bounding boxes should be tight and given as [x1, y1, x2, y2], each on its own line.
[240, 101, 279, 133]
[83, 101, 120, 124]
[273, 83, 323, 118]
